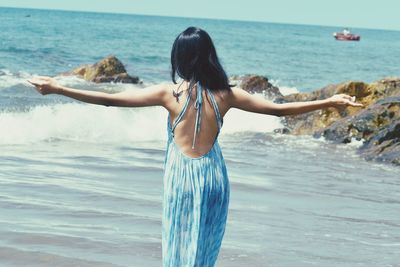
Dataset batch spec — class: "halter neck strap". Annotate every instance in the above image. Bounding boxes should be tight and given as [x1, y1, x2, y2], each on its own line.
[206, 87, 223, 131]
[192, 82, 206, 149]
[170, 87, 192, 133]
[170, 81, 223, 149]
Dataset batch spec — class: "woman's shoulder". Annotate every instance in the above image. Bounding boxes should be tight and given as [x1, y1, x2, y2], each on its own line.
[157, 82, 184, 95]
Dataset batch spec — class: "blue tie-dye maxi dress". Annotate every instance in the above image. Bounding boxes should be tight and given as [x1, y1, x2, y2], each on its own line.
[162, 82, 230, 267]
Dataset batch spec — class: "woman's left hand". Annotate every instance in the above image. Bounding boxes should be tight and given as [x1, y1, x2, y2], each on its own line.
[28, 76, 60, 95]
[328, 94, 364, 108]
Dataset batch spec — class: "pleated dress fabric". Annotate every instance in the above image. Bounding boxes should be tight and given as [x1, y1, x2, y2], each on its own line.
[162, 83, 230, 267]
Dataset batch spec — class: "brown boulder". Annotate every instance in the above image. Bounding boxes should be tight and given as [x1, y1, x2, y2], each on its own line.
[314, 96, 400, 143]
[360, 117, 400, 165]
[230, 75, 283, 99]
[275, 77, 400, 165]
[277, 78, 400, 135]
[69, 56, 140, 84]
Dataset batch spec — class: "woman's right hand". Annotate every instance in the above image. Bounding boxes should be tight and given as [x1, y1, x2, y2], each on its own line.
[328, 94, 364, 108]
[28, 76, 60, 95]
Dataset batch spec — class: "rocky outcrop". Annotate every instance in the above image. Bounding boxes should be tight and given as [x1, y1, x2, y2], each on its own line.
[230, 75, 283, 99]
[314, 96, 400, 164]
[360, 118, 400, 165]
[276, 78, 400, 134]
[275, 77, 400, 165]
[69, 56, 140, 84]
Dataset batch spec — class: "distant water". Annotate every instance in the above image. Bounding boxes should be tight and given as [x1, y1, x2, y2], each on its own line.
[0, 7, 399, 267]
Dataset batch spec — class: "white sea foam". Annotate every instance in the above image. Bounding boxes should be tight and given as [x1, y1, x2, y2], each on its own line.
[1, 74, 287, 144]
[269, 79, 300, 96]
[1, 71, 287, 144]
[0, 103, 168, 145]
[0, 102, 285, 145]
[342, 137, 365, 149]
[218, 81, 296, 134]
[0, 69, 32, 88]
[223, 110, 283, 134]
[279, 86, 300, 96]
[0, 69, 146, 92]
[223, 98, 284, 134]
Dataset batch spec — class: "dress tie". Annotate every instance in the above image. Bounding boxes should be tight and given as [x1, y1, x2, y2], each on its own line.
[192, 82, 203, 149]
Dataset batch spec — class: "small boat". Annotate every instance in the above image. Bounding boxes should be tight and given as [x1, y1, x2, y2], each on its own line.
[333, 32, 360, 41]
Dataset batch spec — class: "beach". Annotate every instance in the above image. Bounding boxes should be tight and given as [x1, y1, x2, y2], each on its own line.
[1, 7, 400, 267]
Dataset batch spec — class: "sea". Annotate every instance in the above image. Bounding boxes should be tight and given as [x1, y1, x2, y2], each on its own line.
[0, 6, 400, 267]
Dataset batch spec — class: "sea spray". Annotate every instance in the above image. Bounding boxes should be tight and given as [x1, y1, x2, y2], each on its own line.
[1, 71, 291, 144]
[0, 103, 167, 144]
[0, 96, 287, 145]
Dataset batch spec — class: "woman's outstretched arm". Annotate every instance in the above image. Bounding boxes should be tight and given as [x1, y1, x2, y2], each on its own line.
[28, 76, 169, 108]
[229, 87, 363, 116]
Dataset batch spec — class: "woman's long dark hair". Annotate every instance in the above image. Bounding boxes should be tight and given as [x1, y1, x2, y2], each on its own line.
[171, 27, 231, 92]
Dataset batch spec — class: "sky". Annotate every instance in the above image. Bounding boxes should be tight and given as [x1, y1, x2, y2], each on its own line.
[0, 0, 399, 31]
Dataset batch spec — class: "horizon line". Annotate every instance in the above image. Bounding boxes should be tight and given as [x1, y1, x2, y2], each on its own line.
[1, 5, 399, 32]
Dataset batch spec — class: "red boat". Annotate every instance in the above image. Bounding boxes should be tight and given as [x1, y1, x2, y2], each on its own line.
[333, 32, 361, 41]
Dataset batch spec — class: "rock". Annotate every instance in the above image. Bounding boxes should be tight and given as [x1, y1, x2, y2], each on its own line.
[359, 118, 400, 165]
[230, 75, 283, 99]
[69, 55, 140, 84]
[277, 77, 400, 166]
[314, 96, 400, 142]
[273, 127, 291, 134]
[277, 78, 400, 135]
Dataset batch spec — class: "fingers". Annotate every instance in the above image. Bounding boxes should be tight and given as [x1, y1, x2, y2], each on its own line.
[28, 76, 51, 82]
[27, 75, 53, 87]
[332, 94, 363, 108]
[344, 99, 363, 107]
[35, 75, 51, 80]
[27, 79, 42, 87]
[340, 94, 353, 101]
[339, 94, 361, 106]
[349, 102, 363, 107]
[27, 79, 39, 86]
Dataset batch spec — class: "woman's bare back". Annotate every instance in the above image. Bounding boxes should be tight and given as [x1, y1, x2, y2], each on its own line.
[165, 81, 230, 158]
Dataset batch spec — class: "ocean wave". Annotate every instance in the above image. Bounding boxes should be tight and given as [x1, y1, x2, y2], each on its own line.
[223, 105, 284, 134]
[0, 69, 32, 89]
[0, 103, 168, 145]
[269, 79, 300, 95]
[0, 69, 147, 91]
[1, 70, 286, 144]
[278, 85, 300, 96]
[0, 98, 284, 145]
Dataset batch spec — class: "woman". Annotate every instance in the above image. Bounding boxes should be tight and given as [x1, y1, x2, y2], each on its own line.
[28, 27, 362, 267]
